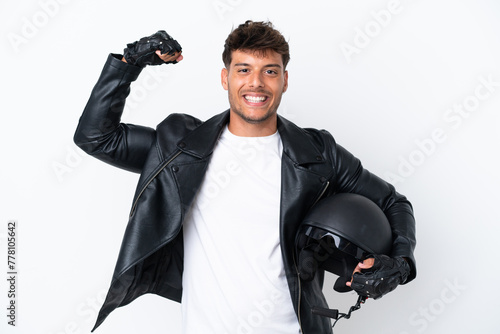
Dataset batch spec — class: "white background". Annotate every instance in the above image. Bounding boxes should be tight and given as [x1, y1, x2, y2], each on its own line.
[1, 0, 499, 333]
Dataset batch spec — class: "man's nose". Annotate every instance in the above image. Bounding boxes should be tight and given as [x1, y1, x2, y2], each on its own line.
[248, 72, 264, 88]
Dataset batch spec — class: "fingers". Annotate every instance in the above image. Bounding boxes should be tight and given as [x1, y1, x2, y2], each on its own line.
[358, 257, 375, 269]
[345, 258, 375, 287]
[155, 50, 183, 63]
[345, 263, 362, 287]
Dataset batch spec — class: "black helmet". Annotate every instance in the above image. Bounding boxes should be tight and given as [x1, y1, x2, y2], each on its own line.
[295, 193, 393, 324]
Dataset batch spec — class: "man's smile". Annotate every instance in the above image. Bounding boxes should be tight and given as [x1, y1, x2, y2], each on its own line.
[242, 91, 271, 106]
[244, 95, 268, 103]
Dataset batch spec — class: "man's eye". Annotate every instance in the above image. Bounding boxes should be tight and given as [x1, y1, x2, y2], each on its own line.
[238, 69, 249, 73]
[266, 70, 277, 75]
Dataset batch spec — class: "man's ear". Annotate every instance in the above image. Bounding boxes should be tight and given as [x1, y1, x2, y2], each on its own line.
[283, 70, 289, 93]
[221, 68, 229, 90]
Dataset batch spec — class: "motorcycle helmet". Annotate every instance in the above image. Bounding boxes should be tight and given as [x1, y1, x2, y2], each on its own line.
[295, 193, 393, 324]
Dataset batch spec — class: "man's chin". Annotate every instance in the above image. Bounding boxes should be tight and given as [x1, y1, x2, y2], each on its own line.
[232, 108, 277, 124]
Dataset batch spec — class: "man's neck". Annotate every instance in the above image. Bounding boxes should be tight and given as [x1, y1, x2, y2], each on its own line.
[227, 113, 278, 137]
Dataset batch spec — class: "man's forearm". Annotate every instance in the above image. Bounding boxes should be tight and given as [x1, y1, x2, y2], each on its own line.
[73, 54, 155, 173]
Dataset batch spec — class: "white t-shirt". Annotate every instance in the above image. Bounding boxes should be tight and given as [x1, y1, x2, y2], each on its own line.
[181, 126, 300, 334]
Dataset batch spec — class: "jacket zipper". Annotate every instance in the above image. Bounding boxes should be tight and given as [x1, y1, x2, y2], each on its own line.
[129, 150, 182, 217]
[293, 252, 304, 333]
[295, 180, 330, 333]
[311, 181, 329, 207]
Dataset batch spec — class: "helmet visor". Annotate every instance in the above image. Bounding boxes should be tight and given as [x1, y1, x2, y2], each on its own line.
[302, 225, 370, 261]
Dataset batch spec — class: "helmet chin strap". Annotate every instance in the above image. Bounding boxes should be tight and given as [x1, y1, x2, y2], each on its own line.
[311, 295, 367, 331]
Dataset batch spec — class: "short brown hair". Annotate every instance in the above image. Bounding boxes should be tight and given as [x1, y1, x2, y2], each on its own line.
[222, 20, 290, 69]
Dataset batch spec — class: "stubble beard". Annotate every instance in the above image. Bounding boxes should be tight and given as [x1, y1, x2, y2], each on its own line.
[228, 87, 282, 125]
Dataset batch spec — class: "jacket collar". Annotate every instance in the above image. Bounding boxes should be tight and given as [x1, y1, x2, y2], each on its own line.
[176, 110, 229, 159]
[277, 115, 326, 166]
[178, 109, 325, 165]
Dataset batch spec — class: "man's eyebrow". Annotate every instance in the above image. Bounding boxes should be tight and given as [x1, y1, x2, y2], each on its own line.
[233, 63, 282, 68]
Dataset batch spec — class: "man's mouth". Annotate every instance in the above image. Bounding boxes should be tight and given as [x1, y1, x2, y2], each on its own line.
[243, 94, 269, 104]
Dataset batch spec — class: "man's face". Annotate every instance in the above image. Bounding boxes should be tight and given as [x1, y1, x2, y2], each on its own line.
[221, 49, 288, 130]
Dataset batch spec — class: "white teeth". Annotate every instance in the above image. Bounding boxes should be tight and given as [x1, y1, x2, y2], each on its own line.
[244, 95, 266, 103]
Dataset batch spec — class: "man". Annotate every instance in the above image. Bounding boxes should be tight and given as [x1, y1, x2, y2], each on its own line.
[74, 21, 416, 333]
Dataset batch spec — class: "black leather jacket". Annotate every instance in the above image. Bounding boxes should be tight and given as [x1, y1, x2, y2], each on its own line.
[74, 54, 416, 333]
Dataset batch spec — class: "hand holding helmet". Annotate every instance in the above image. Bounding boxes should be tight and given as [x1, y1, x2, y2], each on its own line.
[348, 254, 411, 300]
[295, 193, 415, 329]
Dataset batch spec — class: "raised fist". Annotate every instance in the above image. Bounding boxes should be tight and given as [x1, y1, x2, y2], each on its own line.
[123, 30, 182, 67]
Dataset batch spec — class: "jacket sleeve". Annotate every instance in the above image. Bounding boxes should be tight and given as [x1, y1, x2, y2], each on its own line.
[73, 54, 156, 174]
[325, 132, 417, 282]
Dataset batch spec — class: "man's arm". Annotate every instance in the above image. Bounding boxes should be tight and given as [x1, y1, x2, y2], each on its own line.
[73, 31, 182, 173]
[327, 137, 417, 282]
